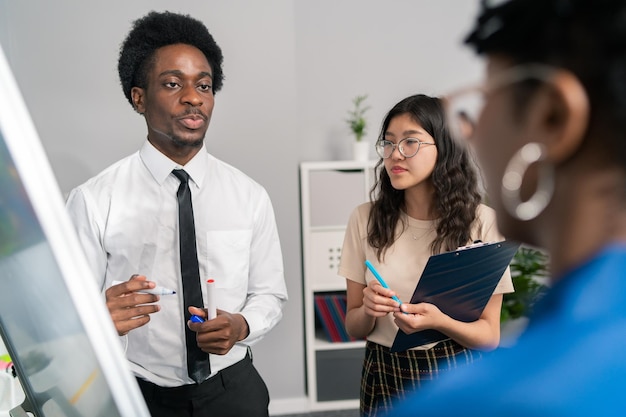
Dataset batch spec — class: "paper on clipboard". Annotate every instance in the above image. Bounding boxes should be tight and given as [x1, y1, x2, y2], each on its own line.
[390, 240, 521, 352]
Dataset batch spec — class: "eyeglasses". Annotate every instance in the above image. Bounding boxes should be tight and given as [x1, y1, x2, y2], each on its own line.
[375, 137, 435, 159]
[443, 64, 558, 143]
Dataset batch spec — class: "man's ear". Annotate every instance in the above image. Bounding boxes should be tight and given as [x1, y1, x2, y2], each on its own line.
[528, 69, 589, 164]
[131, 87, 146, 114]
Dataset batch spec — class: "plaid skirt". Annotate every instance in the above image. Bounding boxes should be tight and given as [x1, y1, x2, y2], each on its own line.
[360, 340, 482, 417]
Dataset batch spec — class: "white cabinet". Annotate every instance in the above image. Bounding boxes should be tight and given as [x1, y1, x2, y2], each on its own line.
[300, 160, 376, 410]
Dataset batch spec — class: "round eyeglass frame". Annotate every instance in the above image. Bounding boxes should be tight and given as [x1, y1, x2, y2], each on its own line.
[442, 64, 559, 143]
[375, 137, 435, 159]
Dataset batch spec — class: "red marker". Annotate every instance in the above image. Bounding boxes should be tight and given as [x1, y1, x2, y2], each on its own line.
[206, 279, 217, 320]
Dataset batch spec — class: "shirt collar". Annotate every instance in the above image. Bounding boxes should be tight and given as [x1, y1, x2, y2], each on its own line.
[139, 140, 207, 188]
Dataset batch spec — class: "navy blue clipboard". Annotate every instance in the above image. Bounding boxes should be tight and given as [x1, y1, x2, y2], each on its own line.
[390, 240, 521, 352]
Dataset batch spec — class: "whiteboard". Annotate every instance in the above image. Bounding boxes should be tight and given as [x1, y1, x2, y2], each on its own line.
[0, 44, 149, 417]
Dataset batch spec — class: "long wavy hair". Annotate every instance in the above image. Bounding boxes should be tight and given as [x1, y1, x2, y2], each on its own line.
[368, 94, 482, 260]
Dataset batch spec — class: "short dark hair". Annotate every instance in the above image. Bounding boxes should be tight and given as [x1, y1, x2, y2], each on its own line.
[464, 0, 626, 166]
[118, 10, 224, 107]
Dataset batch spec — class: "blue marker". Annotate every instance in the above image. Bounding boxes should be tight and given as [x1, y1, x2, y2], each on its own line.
[190, 315, 205, 323]
[364, 260, 403, 306]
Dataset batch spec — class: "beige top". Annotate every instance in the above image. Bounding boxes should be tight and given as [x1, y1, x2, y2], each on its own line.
[338, 203, 514, 349]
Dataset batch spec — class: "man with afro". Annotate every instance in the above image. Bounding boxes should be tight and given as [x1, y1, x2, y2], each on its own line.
[66, 11, 287, 417]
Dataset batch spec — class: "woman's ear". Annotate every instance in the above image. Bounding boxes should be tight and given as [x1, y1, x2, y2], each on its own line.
[528, 69, 589, 164]
[131, 87, 146, 114]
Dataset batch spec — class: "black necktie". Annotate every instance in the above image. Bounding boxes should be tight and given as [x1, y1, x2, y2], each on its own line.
[172, 169, 211, 383]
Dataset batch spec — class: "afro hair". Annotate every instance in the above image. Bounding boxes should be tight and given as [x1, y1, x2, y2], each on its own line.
[117, 10, 224, 107]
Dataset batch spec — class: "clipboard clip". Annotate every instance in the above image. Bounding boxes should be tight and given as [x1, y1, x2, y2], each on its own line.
[455, 240, 489, 252]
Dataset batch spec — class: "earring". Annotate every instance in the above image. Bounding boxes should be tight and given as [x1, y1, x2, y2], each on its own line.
[501, 142, 554, 221]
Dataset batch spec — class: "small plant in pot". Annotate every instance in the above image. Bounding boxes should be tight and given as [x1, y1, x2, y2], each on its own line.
[346, 94, 370, 160]
[502, 246, 549, 322]
[346, 94, 370, 142]
[499, 246, 549, 346]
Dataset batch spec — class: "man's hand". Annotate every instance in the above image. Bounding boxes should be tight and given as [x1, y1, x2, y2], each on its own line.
[105, 275, 160, 336]
[187, 306, 250, 355]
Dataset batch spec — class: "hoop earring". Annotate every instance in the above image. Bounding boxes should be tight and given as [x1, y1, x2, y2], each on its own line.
[501, 142, 554, 221]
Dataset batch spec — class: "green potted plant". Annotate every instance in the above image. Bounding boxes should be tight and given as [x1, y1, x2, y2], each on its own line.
[346, 94, 370, 160]
[502, 246, 549, 322]
[500, 246, 549, 345]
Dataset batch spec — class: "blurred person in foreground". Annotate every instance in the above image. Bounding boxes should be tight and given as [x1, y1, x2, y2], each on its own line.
[388, 0, 626, 415]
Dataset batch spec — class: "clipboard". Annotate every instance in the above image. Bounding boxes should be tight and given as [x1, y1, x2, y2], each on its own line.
[390, 240, 520, 352]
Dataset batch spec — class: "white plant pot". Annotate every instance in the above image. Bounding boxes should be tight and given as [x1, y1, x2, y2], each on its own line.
[352, 140, 369, 161]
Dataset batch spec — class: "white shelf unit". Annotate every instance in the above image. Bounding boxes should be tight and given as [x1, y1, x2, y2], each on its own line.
[300, 160, 376, 410]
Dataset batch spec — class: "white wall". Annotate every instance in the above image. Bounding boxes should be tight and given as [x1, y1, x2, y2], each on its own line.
[295, 0, 483, 162]
[0, 0, 482, 413]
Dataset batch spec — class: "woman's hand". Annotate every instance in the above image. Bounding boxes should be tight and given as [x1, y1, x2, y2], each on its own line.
[392, 294, 504, 351]
[392, 302, 444, 334]
[345, 278, 401, 339]
[362, 279, 403, 317]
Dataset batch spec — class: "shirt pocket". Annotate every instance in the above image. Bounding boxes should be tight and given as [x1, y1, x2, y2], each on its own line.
[204, 230, 252, 289]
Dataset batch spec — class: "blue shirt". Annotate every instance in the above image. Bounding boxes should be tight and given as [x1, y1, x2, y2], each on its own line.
[387, 244, 626, 416]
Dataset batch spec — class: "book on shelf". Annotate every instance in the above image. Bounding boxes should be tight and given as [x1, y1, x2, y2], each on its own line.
[314, 293, 360, 343]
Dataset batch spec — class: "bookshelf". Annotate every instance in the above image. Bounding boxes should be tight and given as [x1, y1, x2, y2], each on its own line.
[299, 160, 376, 410]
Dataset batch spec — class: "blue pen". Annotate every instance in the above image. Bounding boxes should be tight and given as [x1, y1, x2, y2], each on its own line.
[364, 260, 403, 306]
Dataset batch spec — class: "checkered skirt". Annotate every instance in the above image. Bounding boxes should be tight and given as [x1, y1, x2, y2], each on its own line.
[360, 340, 482, 417]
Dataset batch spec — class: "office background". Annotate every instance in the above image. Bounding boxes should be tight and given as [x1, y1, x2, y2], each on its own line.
[0, 0, 481, 413]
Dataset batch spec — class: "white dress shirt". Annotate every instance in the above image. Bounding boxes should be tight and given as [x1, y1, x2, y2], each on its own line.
[66, 140, 288, 387]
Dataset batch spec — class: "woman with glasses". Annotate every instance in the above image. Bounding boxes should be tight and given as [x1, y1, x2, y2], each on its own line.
[338, 94, 513, 417]
[387, 0, 626, 416]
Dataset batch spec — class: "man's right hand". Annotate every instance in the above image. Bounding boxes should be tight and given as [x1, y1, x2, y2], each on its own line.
[105, 275, 160, 336]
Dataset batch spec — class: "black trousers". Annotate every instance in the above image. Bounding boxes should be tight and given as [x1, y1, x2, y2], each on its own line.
[136, 352, 269, 417]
